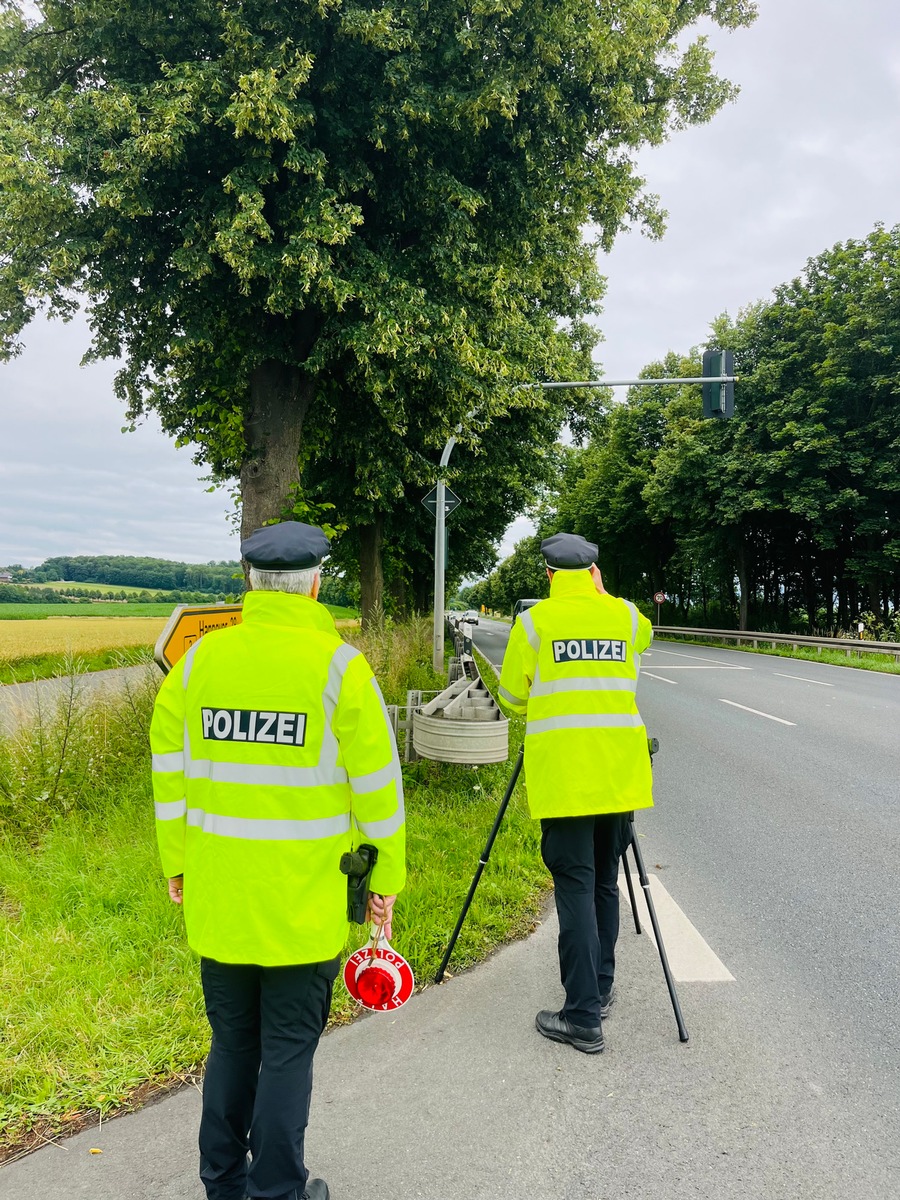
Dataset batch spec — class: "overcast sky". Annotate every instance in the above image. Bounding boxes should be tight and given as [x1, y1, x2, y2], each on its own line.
[2, 0, 899, 568]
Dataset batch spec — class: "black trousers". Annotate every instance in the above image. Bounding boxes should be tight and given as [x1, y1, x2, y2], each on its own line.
[540, 813, 631, 1028]
[198, 956, 339, 1200]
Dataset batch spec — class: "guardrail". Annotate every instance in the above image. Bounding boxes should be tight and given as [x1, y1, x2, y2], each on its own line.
[654, 626, 900, 663]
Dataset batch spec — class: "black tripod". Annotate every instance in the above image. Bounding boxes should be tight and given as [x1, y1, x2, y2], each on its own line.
[434, 741, 689, 1043]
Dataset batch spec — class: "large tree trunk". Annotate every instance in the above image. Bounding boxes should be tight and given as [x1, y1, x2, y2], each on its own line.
[239, 361, 314, 577]
[359, 516, 385, 628]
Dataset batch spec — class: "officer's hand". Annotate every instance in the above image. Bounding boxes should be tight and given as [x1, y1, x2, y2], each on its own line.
[367, 892, 396, 940]
[168, 875, 184, 905]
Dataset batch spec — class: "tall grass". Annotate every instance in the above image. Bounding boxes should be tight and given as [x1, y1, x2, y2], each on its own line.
[0, 622, 546, 1155]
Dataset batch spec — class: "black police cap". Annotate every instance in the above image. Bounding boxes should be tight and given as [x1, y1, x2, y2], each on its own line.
[241, 521, 330, 570]
[541, 532, 598, 570]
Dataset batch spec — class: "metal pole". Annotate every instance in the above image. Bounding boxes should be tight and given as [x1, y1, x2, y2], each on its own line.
[433, 477, 446, 673]
[432, 433, 459, 675]
[520, 377, 737, 390]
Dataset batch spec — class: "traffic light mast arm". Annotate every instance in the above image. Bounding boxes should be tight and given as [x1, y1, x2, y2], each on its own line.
[514, 353, 737, 421]
[519, 376, 738, 389]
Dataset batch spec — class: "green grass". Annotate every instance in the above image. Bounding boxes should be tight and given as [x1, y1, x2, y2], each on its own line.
[0, 620, 544, 1153]
[17, 580, 187, 596]
[0, 602, 180, 620]
[656, 635, 900, 675]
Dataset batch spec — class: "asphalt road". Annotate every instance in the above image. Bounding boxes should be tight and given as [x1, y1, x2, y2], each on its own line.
[4, 625, 899, 1198]
[0, 664, 155, 736]
[475, 618, 900, 1186]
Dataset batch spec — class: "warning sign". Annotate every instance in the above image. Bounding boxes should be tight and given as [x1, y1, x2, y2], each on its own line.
[154, 604, 243, 674]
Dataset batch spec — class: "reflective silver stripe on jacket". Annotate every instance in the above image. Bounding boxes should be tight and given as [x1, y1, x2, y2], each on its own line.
[526, 713, 644, 735]
[499, 684, 528, 707]
[368, 676, 401, 754]
[319, 643, 361, 774]
[348, 677, 405, 837]
[184, 757, 349, 788]
[182, 639, 202, 689]
[623, 600, 639, 646]
[186, 808, 351, 841]
[356, 807, 406, 839]
[349, 761, 402, 795]
[152, 751, 184, 773]
[529, 677, 637, 698]
[518, 609, 541, 655]
[155, 798, 187, 820]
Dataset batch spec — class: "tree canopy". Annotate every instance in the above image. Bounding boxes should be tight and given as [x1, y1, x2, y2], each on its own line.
[0, 0, 756, 615]
[473, 225, 900, 637]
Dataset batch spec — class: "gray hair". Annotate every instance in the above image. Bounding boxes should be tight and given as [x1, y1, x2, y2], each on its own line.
[248, 566, 319, 596]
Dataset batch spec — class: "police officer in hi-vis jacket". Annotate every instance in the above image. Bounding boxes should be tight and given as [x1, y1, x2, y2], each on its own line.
[151, 521, 406, 1200]
[498, 533, 653, 1054]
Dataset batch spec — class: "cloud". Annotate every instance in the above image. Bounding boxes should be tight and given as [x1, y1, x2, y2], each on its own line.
[0, 314, 240, 567]
[595, 0, 900, 379]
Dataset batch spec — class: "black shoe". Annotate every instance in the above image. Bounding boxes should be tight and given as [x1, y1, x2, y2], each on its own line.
[599, 989, 615, 1020]
[535, 1010, 604, 1054]
[302, 1180, 330, 1200]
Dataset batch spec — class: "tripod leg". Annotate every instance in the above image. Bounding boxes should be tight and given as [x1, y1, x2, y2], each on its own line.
[435, 747, 524, 984]
[628, 820, 690, 1043]
[622, 824, 642, 934]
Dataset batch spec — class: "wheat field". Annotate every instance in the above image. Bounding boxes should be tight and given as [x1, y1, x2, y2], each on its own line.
[0, 617, 167, 662]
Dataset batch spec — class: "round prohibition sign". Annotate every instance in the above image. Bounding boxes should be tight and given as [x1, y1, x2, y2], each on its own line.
[344, 942, 415, 1012]
[653, 591, 666, 605]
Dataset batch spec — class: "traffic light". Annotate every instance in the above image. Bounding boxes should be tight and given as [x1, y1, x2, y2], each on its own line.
[702, 349, 735, 419]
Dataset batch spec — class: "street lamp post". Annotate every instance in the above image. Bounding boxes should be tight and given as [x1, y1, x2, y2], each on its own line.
[432, 433, 458, 674]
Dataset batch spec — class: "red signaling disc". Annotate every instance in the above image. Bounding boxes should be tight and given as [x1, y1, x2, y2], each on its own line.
[344, 939, 415, 1012]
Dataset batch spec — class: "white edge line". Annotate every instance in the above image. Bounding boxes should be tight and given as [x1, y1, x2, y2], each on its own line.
[773, 673, 834, 687]
[719, 699, 797, 726]
[643, 671, 678, 684]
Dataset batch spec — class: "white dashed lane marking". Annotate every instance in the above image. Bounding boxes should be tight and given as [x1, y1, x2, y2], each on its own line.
[647, 648, 752, 668]
[618, 871, 735, 982]
[774, 672, 834, 686]
[642, 672, 678, 684]
[719, 699, 797, 726]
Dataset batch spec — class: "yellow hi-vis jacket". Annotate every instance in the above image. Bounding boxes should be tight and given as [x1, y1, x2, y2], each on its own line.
[150, 590, 406, 966]
[498, 570, 654, 819]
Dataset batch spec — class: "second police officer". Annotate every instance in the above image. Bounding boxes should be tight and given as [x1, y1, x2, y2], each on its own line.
[151, 521, 406, 1200]
[498, 532, 654, 1053]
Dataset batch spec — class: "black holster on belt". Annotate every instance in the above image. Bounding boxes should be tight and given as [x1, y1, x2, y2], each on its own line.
[339, 843, 379, 924]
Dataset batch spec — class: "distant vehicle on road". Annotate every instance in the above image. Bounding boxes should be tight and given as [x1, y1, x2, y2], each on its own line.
[511, 600, 540, 628]
[511, 598, 540, 625]
[462, 609, 480, 625]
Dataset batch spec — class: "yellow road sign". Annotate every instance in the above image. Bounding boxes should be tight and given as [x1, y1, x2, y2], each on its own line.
[154, 604, 243, 674]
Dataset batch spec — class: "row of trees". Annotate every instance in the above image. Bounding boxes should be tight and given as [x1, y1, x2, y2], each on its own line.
[5, 556, 241, 593]
[463, 226, 900, 638]
[1, 556, 358, 610]
[0, 0, 757, 622]
[0, 583, 233, 606]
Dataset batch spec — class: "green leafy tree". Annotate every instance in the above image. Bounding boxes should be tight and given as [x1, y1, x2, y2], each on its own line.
[1, 0, 756, 559]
